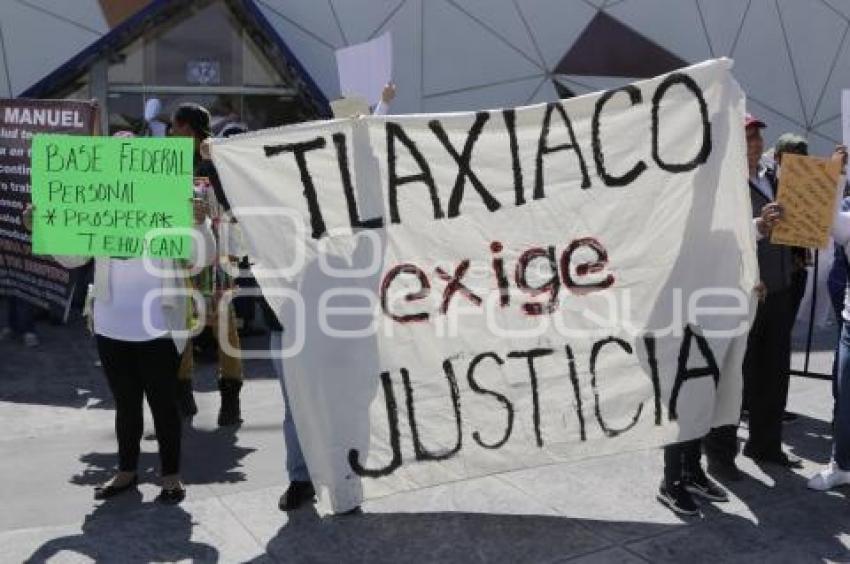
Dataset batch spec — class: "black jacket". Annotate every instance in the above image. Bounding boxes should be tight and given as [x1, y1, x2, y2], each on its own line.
[750, 165, 794, 293]
[195, 157, 230, 212]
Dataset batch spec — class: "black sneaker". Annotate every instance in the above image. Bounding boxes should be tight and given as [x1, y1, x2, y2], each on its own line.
[743, 446, 804, 469]
[156, 486, 186, 505]
[217, 379, 243, 427]
[278, 480, 315, 511]
[684, 471, 729, 502]
[657, 481, 699, 516]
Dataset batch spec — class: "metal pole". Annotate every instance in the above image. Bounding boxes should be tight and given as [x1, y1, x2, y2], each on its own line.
[88, 59, 108, 134]
[803, 250, 819, 376]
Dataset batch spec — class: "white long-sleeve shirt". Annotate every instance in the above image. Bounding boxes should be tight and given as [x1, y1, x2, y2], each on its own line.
[373, 100, 390, 116]
[751, 169, 774, 241]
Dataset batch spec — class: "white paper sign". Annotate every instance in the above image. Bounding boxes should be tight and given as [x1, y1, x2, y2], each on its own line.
[335, 33, 393, 105]
[212, 59, 756, 514]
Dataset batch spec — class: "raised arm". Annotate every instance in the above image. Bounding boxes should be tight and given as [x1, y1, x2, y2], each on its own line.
[373, 82, 396, 116]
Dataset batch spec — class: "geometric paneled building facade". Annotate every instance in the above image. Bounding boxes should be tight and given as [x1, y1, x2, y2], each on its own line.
[1, 0, 847, 153]
[16, 1, 331, 134]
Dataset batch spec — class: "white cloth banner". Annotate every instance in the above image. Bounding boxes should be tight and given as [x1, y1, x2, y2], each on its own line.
[213, 59, 757, 514]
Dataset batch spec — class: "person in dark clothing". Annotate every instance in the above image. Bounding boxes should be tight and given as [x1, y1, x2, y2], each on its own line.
[215, 122, 265, 337]
[705, 115, 802, 480]
[173, 104, 232, 212]
[171, 103, 243, 426]
[773, 133, 813, 422]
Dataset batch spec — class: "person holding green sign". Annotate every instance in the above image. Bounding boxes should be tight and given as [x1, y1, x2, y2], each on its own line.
[22, 131, 216, 504]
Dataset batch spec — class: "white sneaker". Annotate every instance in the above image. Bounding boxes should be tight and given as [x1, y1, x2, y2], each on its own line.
[0, 328, 12, 341]
[22, 332, 39, 348]
[807, 462, 850, 491]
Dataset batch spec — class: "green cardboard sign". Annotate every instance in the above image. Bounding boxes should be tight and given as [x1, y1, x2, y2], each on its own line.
[30, 135, 194, 258]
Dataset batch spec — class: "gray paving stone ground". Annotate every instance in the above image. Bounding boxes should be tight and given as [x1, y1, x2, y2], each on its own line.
[0, 307, 848, 563]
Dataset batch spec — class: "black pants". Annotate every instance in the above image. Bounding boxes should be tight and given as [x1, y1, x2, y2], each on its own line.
[703, 424, 738, 464]
[664, 439, 701, 486]
[96, 336, 182, 475]
[743, 287, 794, 456]
[786, 268, 807, 411]
[233, 256, 258, 327]
[790, 268, 808, 324]
[705, 288, 794, 462]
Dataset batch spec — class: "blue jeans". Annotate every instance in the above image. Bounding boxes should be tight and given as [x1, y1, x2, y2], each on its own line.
[270, 331, 310, 482]
[828, 280, 844, 329]
[834, 325, 850, 470]
[6, 297, 35, 334]
[829, 281, 845, 422]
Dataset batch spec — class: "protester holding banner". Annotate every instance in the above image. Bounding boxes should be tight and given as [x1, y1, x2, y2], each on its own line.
[273, 84, 395, 512]
[740, 116, 802, 467]
[210, 60, 762, 514]
[773, 133, 814, 328]
[703, 114, 792, 479]
[272, 324, 315, 511]
[22, 131, 216, 502]
[809, 144, 850, 491]
[770, 133, 815, 425]
[171, 103, 244, 426]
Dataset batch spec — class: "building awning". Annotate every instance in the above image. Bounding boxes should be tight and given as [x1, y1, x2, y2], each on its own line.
[19, 0, 331, 118]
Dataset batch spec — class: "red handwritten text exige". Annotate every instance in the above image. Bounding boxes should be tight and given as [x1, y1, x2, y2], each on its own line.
[380, 237, 615, 322]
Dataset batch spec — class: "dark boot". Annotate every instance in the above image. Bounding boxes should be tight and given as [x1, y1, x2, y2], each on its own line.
[279, 481, 315, 511]
[217, 379, 243, 426]
[177, 380, 197, 418]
